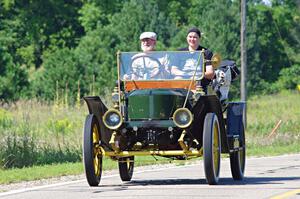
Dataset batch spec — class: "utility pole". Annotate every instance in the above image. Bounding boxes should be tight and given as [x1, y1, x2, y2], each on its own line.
[241, 0, 247, 127]
[241, 0, 247, 102]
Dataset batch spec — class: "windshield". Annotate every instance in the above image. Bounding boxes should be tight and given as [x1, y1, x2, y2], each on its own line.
[119, 51, 204, 81]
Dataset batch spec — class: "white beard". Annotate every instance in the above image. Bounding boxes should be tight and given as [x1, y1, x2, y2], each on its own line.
[141, 44, 155, 52]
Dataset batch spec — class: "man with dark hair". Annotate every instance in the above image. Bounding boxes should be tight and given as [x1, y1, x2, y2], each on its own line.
[178, 27, 214, 80]
[170, 27, 215, 92]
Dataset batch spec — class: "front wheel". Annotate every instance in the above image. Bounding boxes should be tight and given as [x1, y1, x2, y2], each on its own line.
[83, 114, 103, 186]
[230, 125, 246, 180]
[118, 156, 134, 181]
[203, 113, 221, 185]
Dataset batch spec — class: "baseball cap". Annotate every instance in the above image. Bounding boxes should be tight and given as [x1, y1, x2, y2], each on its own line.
[139, 32, 157, 40]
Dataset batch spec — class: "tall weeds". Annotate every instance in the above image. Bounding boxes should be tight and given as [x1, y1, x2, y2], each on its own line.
[0, 90, 299, 169]
[0, 88, 112, 169]
[0, 100, 85, 169]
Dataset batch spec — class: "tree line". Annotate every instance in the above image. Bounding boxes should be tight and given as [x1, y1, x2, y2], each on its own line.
[0, 0, 299, 102]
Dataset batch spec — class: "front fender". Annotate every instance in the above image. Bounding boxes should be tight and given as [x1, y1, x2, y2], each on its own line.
[83, 96, 112, 150]
[191, 95, 228, 153]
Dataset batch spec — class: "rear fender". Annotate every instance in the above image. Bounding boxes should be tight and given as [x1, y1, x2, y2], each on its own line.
[226, 102, 246, 152]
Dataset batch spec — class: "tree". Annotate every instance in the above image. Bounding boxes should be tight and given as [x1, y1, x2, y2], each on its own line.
[246, 2, 299, 94]
[0, 34, 28, 100]
[32, 48, 82, 102]
[1, 0, 300, 102]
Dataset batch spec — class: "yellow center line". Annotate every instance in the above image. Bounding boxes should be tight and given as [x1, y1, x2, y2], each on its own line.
[270, 188, 300, 199]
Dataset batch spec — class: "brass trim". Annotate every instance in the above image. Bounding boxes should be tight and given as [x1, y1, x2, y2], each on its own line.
[103, 109, 123, 130]
[211, 53, 221, 69]
[103, 148, 203, 157]
[109, 131, 120, 152]
[173, 108, 193, 128]
[116, 50, 122, 113]
[178, 130, 188, 152]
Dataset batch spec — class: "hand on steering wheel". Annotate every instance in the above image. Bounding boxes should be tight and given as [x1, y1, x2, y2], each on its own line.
[131, 54, 163, 79]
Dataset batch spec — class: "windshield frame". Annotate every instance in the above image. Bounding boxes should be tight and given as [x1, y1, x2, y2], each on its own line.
[117, 50, 205, 82]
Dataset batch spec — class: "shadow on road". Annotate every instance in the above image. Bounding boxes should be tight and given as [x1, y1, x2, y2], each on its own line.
[91, 179, 206, 194]
[228, 176, 300, 185]
[128, 176, 300, 186]
[88, 176, 300, 194]
[98, 176, 300, 187]
[130, 178, 206, 185]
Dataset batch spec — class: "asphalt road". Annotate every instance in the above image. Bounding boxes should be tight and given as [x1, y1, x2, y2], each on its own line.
[1, 154, 300, 199]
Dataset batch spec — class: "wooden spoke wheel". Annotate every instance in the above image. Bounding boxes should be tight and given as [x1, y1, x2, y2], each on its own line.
[203, 113, 221, 185]
[83, 114, 103, 186]
[118, 156, 134, 181]
[230, 124, 246, 180]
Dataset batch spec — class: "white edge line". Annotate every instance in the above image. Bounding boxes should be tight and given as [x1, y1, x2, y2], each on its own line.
[0, 163, 194, 197]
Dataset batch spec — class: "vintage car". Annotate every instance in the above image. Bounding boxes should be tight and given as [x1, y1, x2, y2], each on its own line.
[83, 50, 245, 186]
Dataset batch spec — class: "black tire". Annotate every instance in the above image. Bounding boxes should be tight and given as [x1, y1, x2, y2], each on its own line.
[230, 125, 246, 180]
[83, 114, 102, 186]
[118, 156, 134, 181]
[203, 113, 221, 185]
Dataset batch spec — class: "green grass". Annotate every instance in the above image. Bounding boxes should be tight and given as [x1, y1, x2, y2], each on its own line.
[0, 156, 175, 184]
[246, 90, 300, 149]
[0, 90, 299, 184]
[0, 162, 83, 184]
[247, 143, 300, 157]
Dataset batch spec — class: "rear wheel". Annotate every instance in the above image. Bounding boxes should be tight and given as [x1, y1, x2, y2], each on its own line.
[83, 114, 102, 186]
[230, 125, 246, 180]
[203, 113, 221, 185]
[118, 156, 134, 181]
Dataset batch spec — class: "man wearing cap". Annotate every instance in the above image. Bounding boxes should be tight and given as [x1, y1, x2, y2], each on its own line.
[139, 32, 157, 52]
[125, 32, 169, 80]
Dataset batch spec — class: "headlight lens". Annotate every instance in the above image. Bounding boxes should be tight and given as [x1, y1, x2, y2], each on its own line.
[173, 108, 193, 128]
[111, 92, 119, 103]
[103, 109, 123, 130]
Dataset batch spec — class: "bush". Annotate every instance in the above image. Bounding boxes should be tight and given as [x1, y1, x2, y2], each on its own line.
[275, 64, 300, 90]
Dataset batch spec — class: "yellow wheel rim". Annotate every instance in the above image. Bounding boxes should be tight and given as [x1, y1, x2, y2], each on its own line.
[213, 121, 220, 174]
[239, 148, 244, 168]
[126, 158, 130, 170]
[92, 124, 101, 176]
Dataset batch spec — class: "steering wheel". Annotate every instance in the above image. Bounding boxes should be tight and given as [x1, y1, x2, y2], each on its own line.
[131, 54, 163, 79]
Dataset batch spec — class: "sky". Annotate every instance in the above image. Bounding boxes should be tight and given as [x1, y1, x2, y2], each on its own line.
[262, 0, 272, 6]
